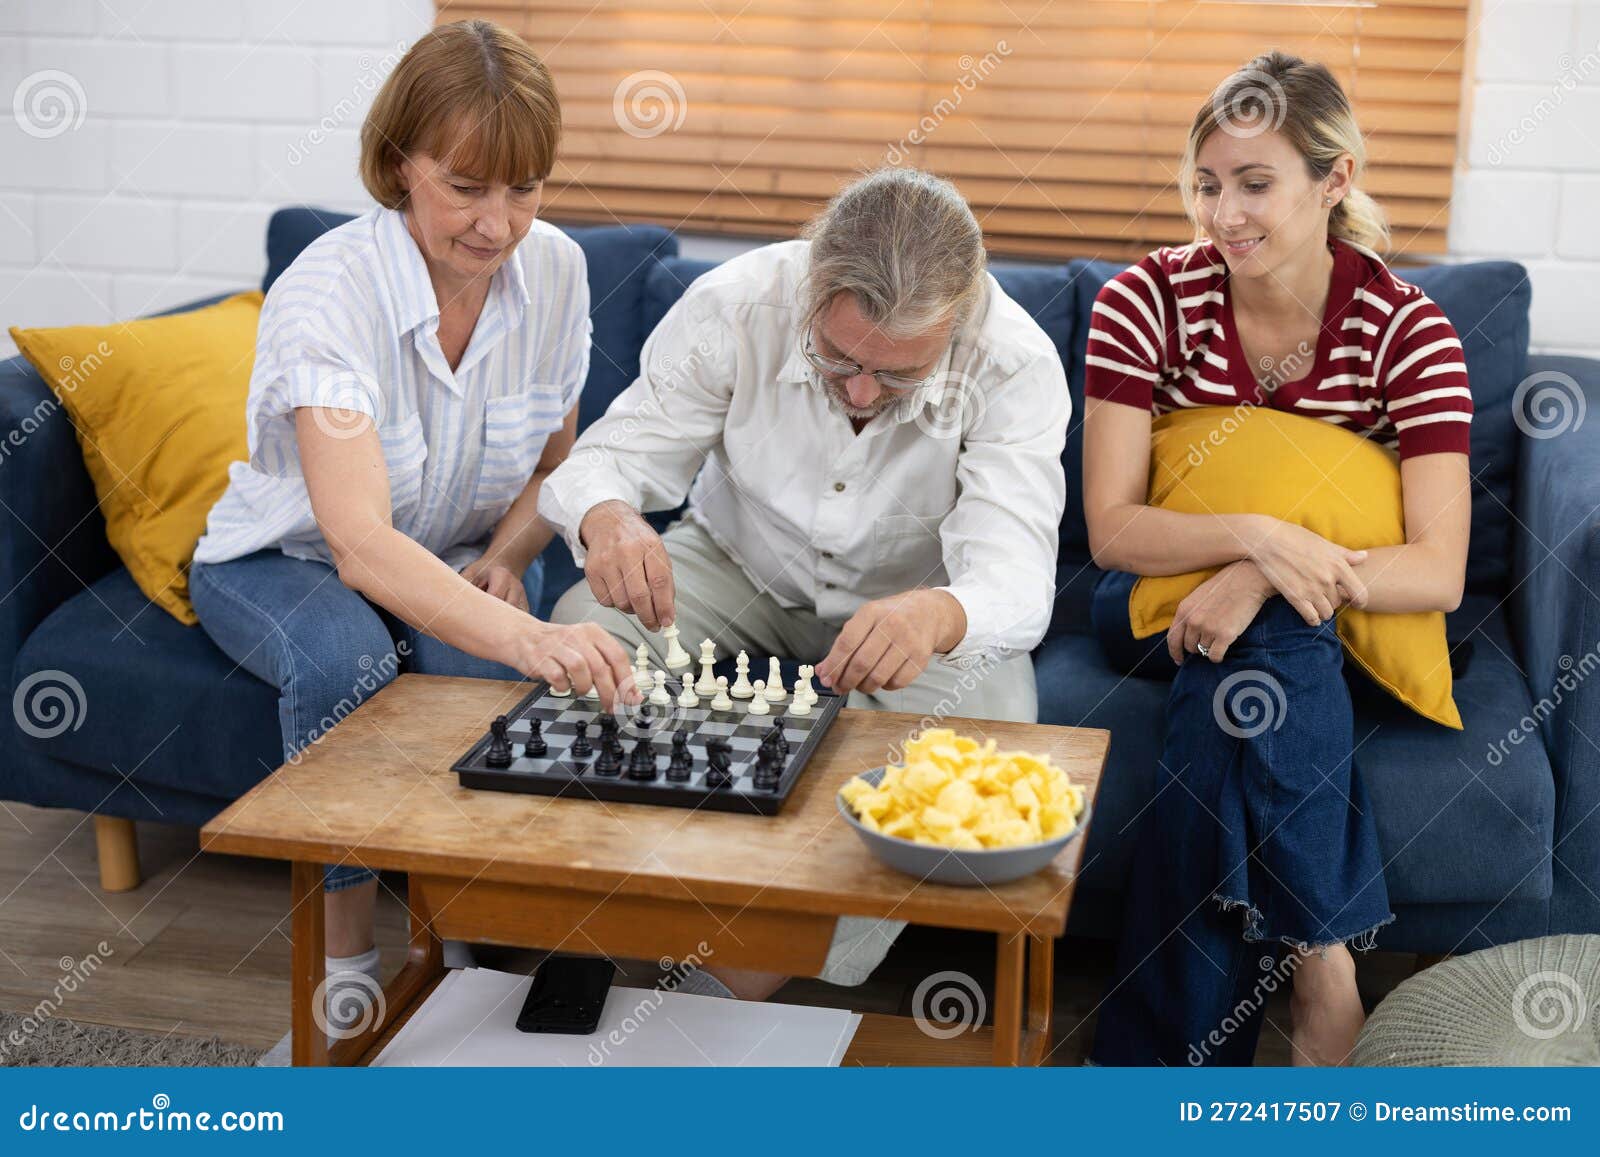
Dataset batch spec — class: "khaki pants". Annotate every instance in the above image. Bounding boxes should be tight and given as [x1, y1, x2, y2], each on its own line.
[551, 517, 1038, 985]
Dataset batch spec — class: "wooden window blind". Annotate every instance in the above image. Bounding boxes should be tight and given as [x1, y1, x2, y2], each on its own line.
[435, 0, 1471, 261]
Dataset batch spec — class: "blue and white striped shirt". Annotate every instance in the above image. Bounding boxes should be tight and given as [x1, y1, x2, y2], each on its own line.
[193, 206, 590, 570]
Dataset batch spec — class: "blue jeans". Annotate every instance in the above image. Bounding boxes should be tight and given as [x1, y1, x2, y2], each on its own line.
[189, 549, 543, 893]
[1087, 570, 1393, 1066]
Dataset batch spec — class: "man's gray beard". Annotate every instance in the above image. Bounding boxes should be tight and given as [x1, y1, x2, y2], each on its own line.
[821, 378, 917, 424]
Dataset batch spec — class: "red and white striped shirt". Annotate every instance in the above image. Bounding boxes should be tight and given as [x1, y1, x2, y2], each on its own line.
[1084, 238, 1472, 459]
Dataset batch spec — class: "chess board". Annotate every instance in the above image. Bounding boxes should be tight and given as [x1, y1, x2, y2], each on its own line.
[452, 682, 847, 815]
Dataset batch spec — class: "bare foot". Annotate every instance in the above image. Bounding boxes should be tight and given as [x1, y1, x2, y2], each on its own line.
[1289, 944, 1365, 1066]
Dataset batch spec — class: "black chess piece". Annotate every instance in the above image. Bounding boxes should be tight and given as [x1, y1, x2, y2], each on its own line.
[752, 748, 781, 792]
[667, 729, 692, 782]
[704, 736, 733, 789]
[599, 715, 623, 760]
[768, 716, 790, 758]
[486, 714, 513, 768]
[594, 738, 621, 776]
[570, 719, 592, 759]
[627, 738, 659, 781]
[523, 718, 547, 758]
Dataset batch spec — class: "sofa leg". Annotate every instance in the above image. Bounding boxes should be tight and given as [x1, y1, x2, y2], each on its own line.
[94, 816, 141, 893]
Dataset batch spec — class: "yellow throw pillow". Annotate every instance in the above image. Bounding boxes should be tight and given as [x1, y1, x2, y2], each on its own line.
[1126, 406, 1462, 730]
[10, 292, 263, 625]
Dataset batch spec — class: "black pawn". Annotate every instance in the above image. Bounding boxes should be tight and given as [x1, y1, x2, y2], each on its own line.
[627, 738, 658, 781]
[594, 739, 621, 776]
[667, 729, 693, 782]
[486, 715, 513, 768]
[523, 718, 547, 758]
[768, 717, 790, 758]
[570, 720, 592, 759]
[753, 749, 781, 792]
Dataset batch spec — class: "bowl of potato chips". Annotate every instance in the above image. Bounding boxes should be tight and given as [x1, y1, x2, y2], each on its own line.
[836, 728, 1089, 886]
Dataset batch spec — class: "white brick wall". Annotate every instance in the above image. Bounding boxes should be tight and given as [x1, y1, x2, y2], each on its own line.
[1451, 0, 1600, 355]
[0, 0, 431, 357]
[1, 0, 1597, 359]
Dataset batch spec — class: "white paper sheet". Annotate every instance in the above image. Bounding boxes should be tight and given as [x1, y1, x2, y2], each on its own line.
[373, 967, 861, 1067]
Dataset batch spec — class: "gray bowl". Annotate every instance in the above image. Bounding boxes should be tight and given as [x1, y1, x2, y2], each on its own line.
[835, 766, 1089, 887]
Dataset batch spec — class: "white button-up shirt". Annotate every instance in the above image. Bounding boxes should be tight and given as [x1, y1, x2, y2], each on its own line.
[193, 206, 590, 570]
[538, 240, 1069, 666]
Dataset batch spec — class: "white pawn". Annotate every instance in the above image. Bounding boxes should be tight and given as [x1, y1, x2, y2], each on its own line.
[649, 669, 671, 706]
[662, 625, 691, 670]
[796, 664, 818, 706]
[695, 639, 718, 696]
[789, 676, 812, 716]
[547, 678, 573, 698]
[710, 676, 733, 712]
[676, 674, 699, 709]
[730, 650, 754, 699]
[747, 680, 770, 715]
[763, 657, 786, 702]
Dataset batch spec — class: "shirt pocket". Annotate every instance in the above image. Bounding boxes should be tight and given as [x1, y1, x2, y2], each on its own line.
[872, 512, 944, 572]
[473, 389, 564, 512]
[378, 413, 427, 523]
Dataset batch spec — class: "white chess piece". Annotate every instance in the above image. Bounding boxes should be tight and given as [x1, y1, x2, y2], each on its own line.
[788, 675, 812, 716]
[730, 650, 754, 699]
[710, 676, 733, 711]
[662, 625, 691, 670]
[547, 678, 573, 698]
[695, 639, 718, 696]
[763, 657, 786, 702]
[747, 680, 770, 715]
[675, 674, 699, 709]
[796, 664, 818, 706]
[633, 642, 650, 682]
[649, 669, 671, 706]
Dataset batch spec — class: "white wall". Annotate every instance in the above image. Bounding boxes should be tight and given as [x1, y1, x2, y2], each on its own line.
[1, 0, 1596, 360]
[0, 0, 434, 358]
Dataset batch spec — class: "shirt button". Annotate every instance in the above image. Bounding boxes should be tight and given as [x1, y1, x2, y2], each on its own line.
[820, 551, 834, 560]
[833, 481, 846, 492]
[823, 581, 837, 590]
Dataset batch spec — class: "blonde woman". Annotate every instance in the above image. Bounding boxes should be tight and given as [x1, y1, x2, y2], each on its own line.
[1082, 52, 1471, 1065]
[191, 21, 632, 1032]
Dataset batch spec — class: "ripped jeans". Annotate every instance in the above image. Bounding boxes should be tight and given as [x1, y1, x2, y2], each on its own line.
[1088, 570, 1393, 1066]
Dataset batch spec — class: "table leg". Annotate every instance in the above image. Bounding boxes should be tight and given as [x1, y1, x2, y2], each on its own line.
[290, 861, 329, 1067]
[991, 931, 1055, 1066]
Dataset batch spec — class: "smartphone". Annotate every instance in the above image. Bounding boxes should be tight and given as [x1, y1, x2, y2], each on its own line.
[515, 955, 616, 1035]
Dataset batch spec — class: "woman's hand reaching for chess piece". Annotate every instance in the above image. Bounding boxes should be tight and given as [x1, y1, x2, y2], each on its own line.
[501, 620, 637, 710]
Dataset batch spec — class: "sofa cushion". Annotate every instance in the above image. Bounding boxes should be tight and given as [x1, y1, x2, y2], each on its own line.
[1034, 593, 1553, 910]
[13, 567, 281, 801]
[1066, 256, 1531, 599]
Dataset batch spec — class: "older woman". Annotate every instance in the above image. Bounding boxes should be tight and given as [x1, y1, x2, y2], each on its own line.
[190, 20, 632, 1022]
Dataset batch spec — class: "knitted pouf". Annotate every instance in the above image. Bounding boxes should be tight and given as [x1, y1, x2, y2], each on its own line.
[1351, 934, 1600, 1066]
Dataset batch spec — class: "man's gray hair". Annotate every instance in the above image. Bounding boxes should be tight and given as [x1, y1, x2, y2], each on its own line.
[800, 167, 989, 341]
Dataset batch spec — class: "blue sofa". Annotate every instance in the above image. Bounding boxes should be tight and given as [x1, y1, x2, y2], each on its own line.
[4, 208, 1597, 955]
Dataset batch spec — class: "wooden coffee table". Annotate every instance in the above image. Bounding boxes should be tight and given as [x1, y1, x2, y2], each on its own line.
[200, 674, 1108, 1067]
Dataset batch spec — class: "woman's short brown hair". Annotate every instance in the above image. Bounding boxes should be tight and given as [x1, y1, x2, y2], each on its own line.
[359, 19, 561, 208]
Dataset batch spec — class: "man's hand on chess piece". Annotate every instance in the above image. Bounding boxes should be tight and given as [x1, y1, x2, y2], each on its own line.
[816, 589, 967, 695]
[503, 621, 636, 710]
[578, 499, 678, 631]
[461, 556, 529, 612]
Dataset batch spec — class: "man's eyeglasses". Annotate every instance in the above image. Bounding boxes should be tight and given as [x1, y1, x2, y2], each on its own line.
[802, 327, 942, 392]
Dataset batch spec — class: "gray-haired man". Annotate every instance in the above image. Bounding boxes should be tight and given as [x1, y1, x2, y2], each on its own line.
[537, 168, 1070, 994]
